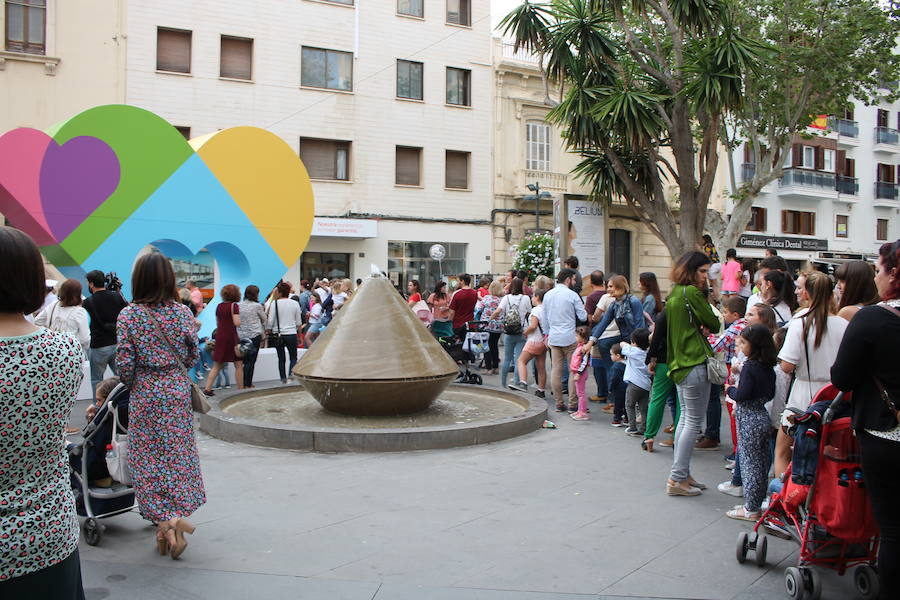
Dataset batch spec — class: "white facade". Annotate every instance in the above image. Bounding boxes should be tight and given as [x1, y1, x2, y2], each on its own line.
[123, 0, 493, 289]
[732, 96, 900, 268]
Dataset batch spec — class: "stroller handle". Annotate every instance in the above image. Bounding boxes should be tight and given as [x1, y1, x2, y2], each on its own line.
[822, 391, 848, 425]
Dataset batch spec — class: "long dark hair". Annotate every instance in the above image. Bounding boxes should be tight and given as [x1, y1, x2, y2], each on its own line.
[835, 261, 878, 309]
[432, 281, 447, 299]
[639, 272, 662, 313]
[741, 258, 756, 288]
[132, 253, 178, 305]
[671, 251, 711, 286]
[801, 271, 835, 349]
[763, 270, 798, 313]
[740, 324, 778, 368]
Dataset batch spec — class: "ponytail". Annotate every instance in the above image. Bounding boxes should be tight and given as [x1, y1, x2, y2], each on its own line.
[763, 270, 798, 313]
[802, 271, 836, 348]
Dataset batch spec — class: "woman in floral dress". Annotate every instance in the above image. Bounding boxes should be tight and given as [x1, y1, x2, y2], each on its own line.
[116, 253, 205, 559]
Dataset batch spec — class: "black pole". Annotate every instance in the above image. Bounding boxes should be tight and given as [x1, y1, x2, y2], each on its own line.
[534, 182, 540, 233]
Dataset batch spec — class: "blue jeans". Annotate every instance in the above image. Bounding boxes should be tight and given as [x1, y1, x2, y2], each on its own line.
[591, 357, 606, 399]
[597, 335, 623, 392]
[501, 334, 526, 388]
[89, 344, 118, 393]
[705, 384, 723, 441]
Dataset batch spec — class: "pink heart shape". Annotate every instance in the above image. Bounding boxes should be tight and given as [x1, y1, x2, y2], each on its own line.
[0, 128, 55, 245]
[40, 135, 120, 241]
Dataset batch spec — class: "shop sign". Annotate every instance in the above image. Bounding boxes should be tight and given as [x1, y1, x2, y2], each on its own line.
[312, 218, 377, 238]
[738, 234, 828, 252]
[565, 197, 606, 273]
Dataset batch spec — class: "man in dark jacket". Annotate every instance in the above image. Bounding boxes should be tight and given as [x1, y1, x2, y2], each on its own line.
[83, 270, 128, 393]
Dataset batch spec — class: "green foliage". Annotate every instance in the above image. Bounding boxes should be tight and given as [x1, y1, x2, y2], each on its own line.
[513, 233, 555, 280]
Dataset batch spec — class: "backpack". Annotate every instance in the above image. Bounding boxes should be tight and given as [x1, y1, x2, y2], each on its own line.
[504, 295, 524, 335]
[613, 294, 636, 336]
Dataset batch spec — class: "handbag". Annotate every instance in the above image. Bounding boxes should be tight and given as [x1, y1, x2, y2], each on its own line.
[874, 303, 900, 424]
[226, 302, 247, 358]
[266, 300, 284, 348]
[104, 398, 132, 484]
[143, 306, 211, 414]
[683, 289, 726, 385]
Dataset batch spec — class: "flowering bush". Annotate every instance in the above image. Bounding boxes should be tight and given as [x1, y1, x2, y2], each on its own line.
[513, 232, 554, 280]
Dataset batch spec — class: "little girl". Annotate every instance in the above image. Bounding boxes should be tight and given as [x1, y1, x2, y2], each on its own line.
[725, 325, 777, 521]
[570, 327, 592, 421]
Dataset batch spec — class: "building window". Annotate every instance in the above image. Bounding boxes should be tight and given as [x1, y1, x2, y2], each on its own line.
[157, 27, 192, 73]
[299, 137, 350, 180]
[877, 219, 889, 241]
[835, 215, 848, 238]
[822, 149, 835, 172]
[446, 67, 471, 106]
[445, 150, 470, 189]
[782, 210, 815, 235]
[220, 35, 253, 80]
[747, 207, 766, 232]
[398, 0, 423, 17]
[877, 162, 895, 182]
[388, 241, 466, 292]
[526, 122, 551, 172]
[174, 126, 191, 140]
[5, 0, 45, 54]
[301, 252, 350, 282]
[877, 108, 890, 128]
[395, 146, 422, 186]
[801, 146, 815, 169]
[397, 59, 423, 100]
[301, 46, 353, 91]
[446, 0, 471, 26]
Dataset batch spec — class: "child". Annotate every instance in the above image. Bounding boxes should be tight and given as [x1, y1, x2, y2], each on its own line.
[621, 328, 652, 436]
[608, 344, 628, 427]
[712, 296, 749, 466]
[724, 325, 777, 522]
[569, 327, 592, 420]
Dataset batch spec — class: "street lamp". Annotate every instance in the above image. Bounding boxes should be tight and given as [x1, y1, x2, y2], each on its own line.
[525, 182, 553, 234]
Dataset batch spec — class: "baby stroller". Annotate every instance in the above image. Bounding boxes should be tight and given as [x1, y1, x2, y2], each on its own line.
[438, 321, 486, 385]
[735, 384, 881, 600]
[68, 383, 137, 546]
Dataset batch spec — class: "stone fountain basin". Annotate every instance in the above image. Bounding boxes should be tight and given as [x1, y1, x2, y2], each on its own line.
[198, 383, 548, 452]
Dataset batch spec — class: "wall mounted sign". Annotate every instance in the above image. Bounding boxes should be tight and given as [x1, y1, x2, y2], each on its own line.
[738, 234, 828, 252]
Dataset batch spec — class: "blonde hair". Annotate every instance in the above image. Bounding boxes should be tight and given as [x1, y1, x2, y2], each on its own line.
[608, 275, 630, 296]
[532, 275, 553, 292]
[340, 280, 353, 294]
[488, 280, 504, 296]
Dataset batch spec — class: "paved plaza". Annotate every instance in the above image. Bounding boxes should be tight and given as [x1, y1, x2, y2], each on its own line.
[73, 373, 864, 600]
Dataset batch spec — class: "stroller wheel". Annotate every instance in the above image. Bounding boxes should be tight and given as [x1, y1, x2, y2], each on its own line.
[802, 567, 821, 600]
[735, 531, 749, 564]
[784, 567, 806, 600]
[854, 565, 879, 599]
[470, 374, 483, 385]
[754, 534, 768, 567]
[83, 517, 103, 546]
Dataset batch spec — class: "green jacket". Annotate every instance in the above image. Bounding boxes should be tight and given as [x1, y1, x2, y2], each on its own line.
[665, 284, 721, 384]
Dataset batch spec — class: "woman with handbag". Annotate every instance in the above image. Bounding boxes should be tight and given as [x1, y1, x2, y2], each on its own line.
[267, 281, 303, 384]
[665, 251, 721, 496]
[115, 252, 204, 560]
[203, 284, 243, 394]
[832, 239, 900, 600]
[237, 285, 267, 388]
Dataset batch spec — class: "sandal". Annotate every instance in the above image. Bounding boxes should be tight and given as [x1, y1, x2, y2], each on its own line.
[641, 438, 653, 453]
[726, 505, 760, 522]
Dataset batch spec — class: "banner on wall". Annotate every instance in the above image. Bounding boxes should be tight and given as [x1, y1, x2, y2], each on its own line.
[565, 197, 606, 274]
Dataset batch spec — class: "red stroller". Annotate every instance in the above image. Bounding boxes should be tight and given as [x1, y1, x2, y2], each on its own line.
[735, 384, 881, 600]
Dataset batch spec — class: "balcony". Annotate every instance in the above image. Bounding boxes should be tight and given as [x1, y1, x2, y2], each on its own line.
[778, 168, 837, 200]
[518, 169, 569, 194]
[835, 175, 859, 197]
[828, 117, 859, 146]
[874, 181, 899, 207]
[500, 42, 541, 66]
[874, 127, 900, 152]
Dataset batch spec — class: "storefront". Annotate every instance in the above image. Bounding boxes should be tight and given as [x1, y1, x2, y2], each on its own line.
[737, 233, 829, 274]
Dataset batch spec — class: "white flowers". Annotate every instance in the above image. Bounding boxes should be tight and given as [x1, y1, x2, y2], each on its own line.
[513, 233, 554, 279]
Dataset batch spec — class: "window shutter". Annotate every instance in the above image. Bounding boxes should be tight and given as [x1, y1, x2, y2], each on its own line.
[157, 28, 192, 73]
[299, 139, 344, 179]
[781, 210, 787, 233]
[835, 150, 846, 175]
[846, 158, 855, 177]
[845, 107, 854, 121]
[878, 109, 889, 128]
[760, 208, 767, 230]
[446, 151, 469, 189]
[791, 144, 802, 167]
[814, 147, 824, 170]
[220, 36, 253, 80]
[743, 145, 751, 163]
[395, 147, 421, 186]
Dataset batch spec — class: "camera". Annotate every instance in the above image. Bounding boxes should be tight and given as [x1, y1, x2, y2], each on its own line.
[105, 271, 123, 292]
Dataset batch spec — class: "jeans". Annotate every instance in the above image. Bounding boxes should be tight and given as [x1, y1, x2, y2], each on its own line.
[597, 334, 623, 391]
[669, 364, 710, 482]
[242, 335, 262, 386]
[501, 333, 526, 388]
[275, 334, 298, 382]
[704, 384, 723, 441]
[591, 357, 607, 399]
[644, 362, 679, 439]
[485, 332, 501, 370]
[89, 344, 118, 393]
[859, 431, 900, 600]
[550, 343, 577, 408]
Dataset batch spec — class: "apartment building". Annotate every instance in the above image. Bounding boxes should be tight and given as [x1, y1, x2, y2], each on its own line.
[733, 96, 900, 271]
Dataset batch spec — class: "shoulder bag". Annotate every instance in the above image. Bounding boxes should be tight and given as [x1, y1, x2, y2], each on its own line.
[228, 303, 247, 359]
[683, 288, 727, 385]
[266, 300, 284, 348]
[104, 397, 132, 484]
[574, 293, 588, 327]
[143, 306, 210, 414]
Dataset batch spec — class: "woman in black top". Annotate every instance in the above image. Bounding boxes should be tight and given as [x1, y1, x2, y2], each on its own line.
[831, 239, 900, 600]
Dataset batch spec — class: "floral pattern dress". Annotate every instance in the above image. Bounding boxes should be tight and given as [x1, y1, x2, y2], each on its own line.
[0, 329, 83, 581]
[115, 302, 205, 522]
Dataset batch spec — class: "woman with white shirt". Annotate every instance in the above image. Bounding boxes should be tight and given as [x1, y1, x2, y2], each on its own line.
[759, 270, 797, 326]
[35, 278, 90, 356]
[265, 282, 303, 384]
[490, 278, 532, 390]
[774, 271, 848, 476]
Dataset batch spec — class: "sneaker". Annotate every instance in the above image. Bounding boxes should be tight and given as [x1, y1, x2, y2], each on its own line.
[567, 405, 578, 413]
[555, 404, 566, 412]
[624, 427, 639, 435]
[658, 436, 675, 447]
[724, 459, 736, 470]
[589, 395, 606, 402]
[717, 481, 744, 497]
[570, 412, 589, 421]
[695, 437, 720, 451]
[534, 389, 546, 399]
[610, 419, 625, 427]
[508, 381, 528, 392]
[628, 429, 644, 438]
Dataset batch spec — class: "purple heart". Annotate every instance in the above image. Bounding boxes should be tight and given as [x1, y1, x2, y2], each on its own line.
[39, 136, 120, 242]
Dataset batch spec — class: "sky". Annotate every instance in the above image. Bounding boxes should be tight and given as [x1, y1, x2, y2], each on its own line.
[491, 0, 525, 31]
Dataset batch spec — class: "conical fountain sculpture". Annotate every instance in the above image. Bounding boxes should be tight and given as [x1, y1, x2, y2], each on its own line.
[292, 275, 459, 415]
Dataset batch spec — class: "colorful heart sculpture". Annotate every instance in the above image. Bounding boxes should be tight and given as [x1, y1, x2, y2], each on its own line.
[0, 105, 315, 335]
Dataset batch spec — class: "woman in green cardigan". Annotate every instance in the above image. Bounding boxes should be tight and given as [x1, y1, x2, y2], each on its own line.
[666, 251, 722, 496]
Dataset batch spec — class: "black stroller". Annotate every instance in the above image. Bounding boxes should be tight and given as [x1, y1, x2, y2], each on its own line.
[68, 383, 137, 545]
[438, 321, 488, 385]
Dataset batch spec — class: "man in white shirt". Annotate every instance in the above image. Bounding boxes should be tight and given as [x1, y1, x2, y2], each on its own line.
[540, 268, 588, 411]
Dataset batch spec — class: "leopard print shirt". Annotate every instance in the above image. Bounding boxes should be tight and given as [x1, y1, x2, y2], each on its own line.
[1, 328, 84, 580]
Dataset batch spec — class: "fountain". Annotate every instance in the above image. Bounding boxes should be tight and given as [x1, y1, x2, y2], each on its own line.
[198, 275, 547, 452]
